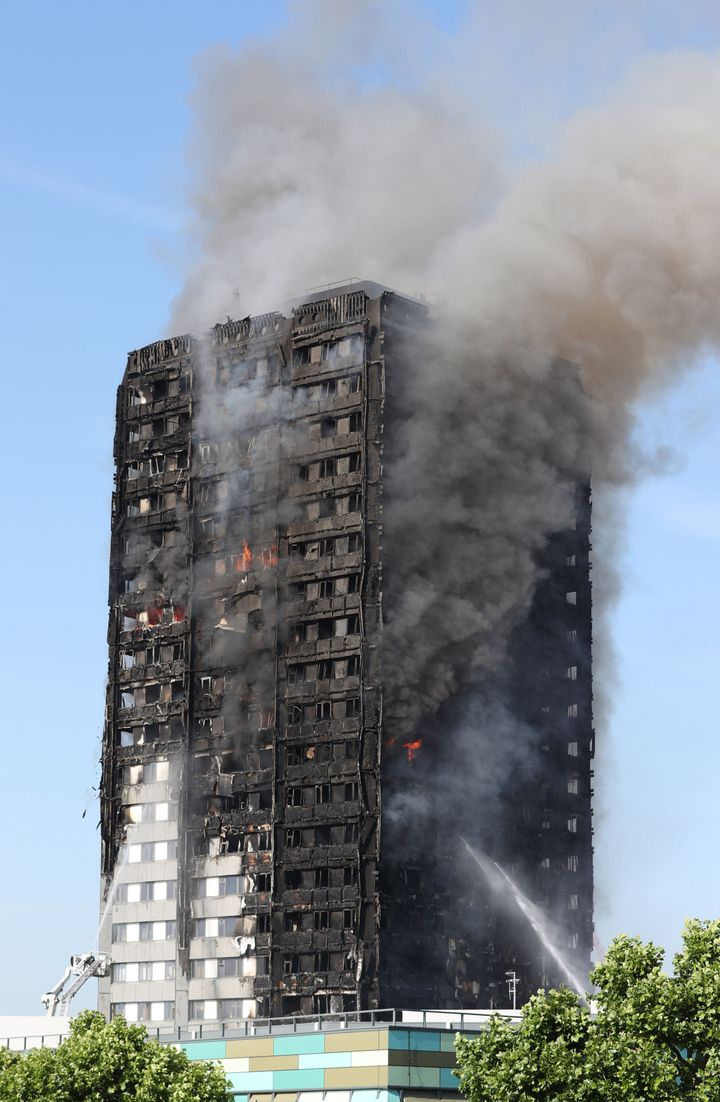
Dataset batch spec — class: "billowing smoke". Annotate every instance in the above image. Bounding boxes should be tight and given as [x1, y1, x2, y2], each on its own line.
[170, 2, 720, 758]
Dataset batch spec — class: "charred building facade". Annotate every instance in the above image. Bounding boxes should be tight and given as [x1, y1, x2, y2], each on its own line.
[99, 282, 593, 1028]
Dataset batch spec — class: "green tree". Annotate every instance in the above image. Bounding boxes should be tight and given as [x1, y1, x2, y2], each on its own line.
[0, 1010, 233, 1102]
[455, 919, 720, 1101]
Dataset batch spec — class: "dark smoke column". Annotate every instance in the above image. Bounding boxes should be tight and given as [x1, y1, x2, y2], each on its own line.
[99, 281, 593, 1027]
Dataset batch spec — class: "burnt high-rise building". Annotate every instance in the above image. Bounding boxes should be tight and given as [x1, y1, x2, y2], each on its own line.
[99, 281, 593, 1028]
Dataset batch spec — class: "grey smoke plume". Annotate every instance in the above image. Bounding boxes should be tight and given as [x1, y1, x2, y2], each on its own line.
[171, 3, 720, 743]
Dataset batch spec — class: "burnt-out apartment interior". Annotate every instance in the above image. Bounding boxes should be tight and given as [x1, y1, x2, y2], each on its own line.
[98, 281, 594, 1028]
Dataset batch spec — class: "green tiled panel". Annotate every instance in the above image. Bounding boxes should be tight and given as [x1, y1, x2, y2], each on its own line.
[440, 1032, 458, 1052]
[390, 1029, 443, 1051]
[440, 1067, 461, 1090]
[272, 1068, 326, 1090]
[418, 1051, 456, 1068]
[182, 1040, 227, 1061]
[408, 1067, 442, 1088]
[407, 1030, 442, 1051]
[274, 1033, 326, 1056]
[351, 1092, 401, 1102]
[226, 1072, 274, 1092]
[389, 1064, 444, 1088]
[388, 1049, 455, 1069]
[230, 1096, 248, 1102]
[299, 1051, 353, 1069]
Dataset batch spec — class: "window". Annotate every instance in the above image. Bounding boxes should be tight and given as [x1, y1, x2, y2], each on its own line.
[567, 703, 578, 718]
[567, 855, 579, 872]
[318, 619, 333, 640]
[343, 909, 354, 929]
[319, 578, 334, 599]
[116, 880, 176, 903]
[345, 655, 360, 676]
[566, 591, 577, 605]
[112, 921, 175, 943]
[315, 783, 331, 804]
[567, 665, 578, 680]
[287, 787, 302, 807]
[284, 955, 300, 975]
[316, 701, 332, 721]
[568, 931, 579, 948]
[567, 815, 579, 833]
[567, 629, 578, 641]
[287, 664, 305, 685]
[568, 893, 579, 910]
[345, 697, 360, 718]
[314, 911, 329, 930]
[347, 491, 362, 513]
[314, 868, 329, 888]
[314, 951, 329, 971]
[122, 801, 173, 824]
[285, 870, 301, 889]
[193, 916, 242, 937]
[196, 875, 241, 898]
[346, 615, 360, 635]
[317, 660, 332, 680]
[318, 458, 335, 478]
[319, 537, 334, 556]
[567, 777, 579, 795]
[566, 554, 576, 566]
[287, 704, 304, 725]
[112, 961, 175, 983]
[285, 829, 301, 848]
[110, 1001, 174, 1023]
[567, 740, 579, 757]
[126, 839, 177, 863]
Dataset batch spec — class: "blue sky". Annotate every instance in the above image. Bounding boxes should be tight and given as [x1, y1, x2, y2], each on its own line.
[0, 1, 718, 1014]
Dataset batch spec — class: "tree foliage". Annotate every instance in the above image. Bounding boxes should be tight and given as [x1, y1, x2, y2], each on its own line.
[455, 920, 720, 1101]
[0, 1011, 233, 1102]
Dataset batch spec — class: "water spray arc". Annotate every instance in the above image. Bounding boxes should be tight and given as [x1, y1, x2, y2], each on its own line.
[461, 837, 587, 1000]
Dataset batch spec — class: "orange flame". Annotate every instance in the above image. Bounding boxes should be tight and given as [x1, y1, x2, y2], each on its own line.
[241, 541, 253, 570]
[403, 739, 422, 763]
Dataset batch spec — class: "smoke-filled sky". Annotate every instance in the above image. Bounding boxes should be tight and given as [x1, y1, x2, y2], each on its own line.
[1, 0, 720, 1014]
